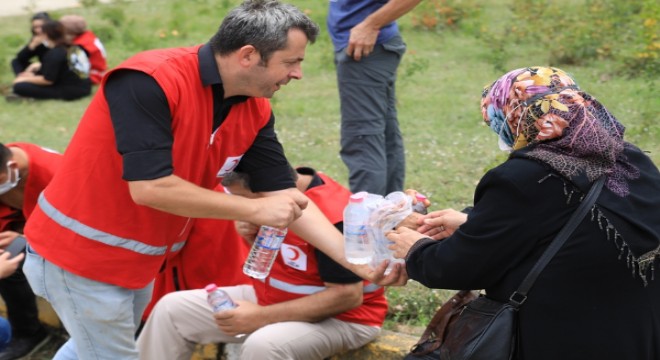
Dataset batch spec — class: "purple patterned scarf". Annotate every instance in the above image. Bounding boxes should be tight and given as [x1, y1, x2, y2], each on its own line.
[481, 66, 639, 197]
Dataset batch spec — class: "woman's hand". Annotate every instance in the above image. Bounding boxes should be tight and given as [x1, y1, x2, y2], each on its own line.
[386, 227, 427, 259]
[416, 209, 467, 240]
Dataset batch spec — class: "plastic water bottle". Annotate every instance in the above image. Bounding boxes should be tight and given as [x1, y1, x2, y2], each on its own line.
[344, 192, 373, 264]
[412, 193, 428, 215]
[243, 225, 288, 279]
[205, 283, 236, 312]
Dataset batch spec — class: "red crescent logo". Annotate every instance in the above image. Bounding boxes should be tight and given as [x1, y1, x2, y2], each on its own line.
[287, 247, 301, 261]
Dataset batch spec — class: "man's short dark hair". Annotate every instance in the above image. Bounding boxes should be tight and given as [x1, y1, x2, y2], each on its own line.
[210, 0, 319, 64]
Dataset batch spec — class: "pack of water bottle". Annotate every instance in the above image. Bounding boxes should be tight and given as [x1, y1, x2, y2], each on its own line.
[344, 191, 427, 274]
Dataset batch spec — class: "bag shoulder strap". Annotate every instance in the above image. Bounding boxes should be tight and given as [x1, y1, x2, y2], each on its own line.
[509, 177, 606, 307]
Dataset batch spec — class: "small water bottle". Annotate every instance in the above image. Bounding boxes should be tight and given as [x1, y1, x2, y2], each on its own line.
[205, 283, 236, 312]
[344, 192, 373, 264]
[412, 193, 428, 215]
[243, 225, 288, 279]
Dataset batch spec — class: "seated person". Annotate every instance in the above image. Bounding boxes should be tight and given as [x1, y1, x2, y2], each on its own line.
[11, 20, 91, 101]
[140, 186, 252, 325]
[0, 251, 25, 353]
[137, 167, 388, 360]
[10, 12, 51, 76]
[0, 142, 61, 359]
[60, 15, 108, 85]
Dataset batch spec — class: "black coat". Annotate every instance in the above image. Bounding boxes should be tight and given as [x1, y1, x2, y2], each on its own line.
[406, 146, 660, 360]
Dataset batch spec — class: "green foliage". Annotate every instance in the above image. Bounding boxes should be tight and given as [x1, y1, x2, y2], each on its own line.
[506, 0, 658, 77]
[409, 0, 482, 32]
[0, 0, 658, 336]
[620, 0, 660, 78]
[385, 281, 455, 326]
[99, 5, 125, 27]
[400, 52, 430, 80]
[79, 0, 100, 7]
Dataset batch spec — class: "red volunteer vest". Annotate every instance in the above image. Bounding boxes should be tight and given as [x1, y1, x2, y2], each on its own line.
[25, 45, 271, 289]
[11, 143, 62, 219]
[0, 143, 61, 229]
[258, 172, 388, 327]
[73, 30, 107, 84]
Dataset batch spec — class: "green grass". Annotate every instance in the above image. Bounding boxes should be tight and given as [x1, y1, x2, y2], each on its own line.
[1, 0, 658, 348]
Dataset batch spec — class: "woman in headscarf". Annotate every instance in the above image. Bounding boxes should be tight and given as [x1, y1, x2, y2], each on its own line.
[385, 66, 660, 359]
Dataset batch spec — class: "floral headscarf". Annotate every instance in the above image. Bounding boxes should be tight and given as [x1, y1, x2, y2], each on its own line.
[481, 66, 639, 197]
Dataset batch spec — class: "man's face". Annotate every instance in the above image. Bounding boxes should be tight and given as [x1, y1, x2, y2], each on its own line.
[249, 28, 308, 98]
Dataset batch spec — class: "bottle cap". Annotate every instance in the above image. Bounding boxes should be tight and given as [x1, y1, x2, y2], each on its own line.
[204, 283, 218, 293]
[349, 192, 367, 203]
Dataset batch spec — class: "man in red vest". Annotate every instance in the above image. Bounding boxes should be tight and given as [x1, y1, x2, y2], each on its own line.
[22, 1, 382, 359]
[137, 168, 388, 360]
[0, 143, 61, 360]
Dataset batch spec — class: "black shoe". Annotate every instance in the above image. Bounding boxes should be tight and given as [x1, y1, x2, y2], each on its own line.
[0, 329, 51, 360]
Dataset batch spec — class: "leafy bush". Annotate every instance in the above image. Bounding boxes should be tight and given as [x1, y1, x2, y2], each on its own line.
[507, 0, 658, 77]
[409, 0, 482, 32]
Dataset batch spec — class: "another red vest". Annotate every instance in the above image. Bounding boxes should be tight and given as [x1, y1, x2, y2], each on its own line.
[25, 45, 271, 289]
[11, 143, 62, 218]
[73, 30, 107, 84]
[258, 173, 388, 327]
[0, 143, 61, 229]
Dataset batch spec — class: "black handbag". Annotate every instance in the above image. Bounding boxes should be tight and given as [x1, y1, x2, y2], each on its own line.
[406, 177, 605, 360]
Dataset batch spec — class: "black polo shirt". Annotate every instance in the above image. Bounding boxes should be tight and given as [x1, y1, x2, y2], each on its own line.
[104, 43, 295, 191]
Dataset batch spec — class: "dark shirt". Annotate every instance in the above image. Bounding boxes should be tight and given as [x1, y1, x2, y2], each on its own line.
[12, 43, 49, 73]
[39, 46, 90, 89]
[298, 167, 362, 284]
[104, 43, 294, 191]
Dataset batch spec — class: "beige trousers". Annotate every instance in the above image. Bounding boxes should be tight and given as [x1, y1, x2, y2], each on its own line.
[136, 285, 381, 360]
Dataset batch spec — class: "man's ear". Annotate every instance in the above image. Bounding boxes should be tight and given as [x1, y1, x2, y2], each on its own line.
[236, 45, 260, 67]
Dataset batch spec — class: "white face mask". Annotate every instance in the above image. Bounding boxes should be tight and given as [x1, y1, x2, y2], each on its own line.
[0, 162, 20, 195]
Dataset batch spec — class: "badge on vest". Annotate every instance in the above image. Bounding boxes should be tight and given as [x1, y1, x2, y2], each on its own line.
[217, 155, 244, 177]
[281, 244, 307, 271]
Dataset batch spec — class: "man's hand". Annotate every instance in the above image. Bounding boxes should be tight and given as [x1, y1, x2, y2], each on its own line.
[360, 260, 409, 287]
[213, 301, 264, 336]
[346, 21, 379, 61]
[251, 190, 308, 229]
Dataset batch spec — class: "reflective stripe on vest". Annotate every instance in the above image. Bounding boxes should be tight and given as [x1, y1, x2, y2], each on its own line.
[269, 276, 381, 295]
[38, 192, 174, 256]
